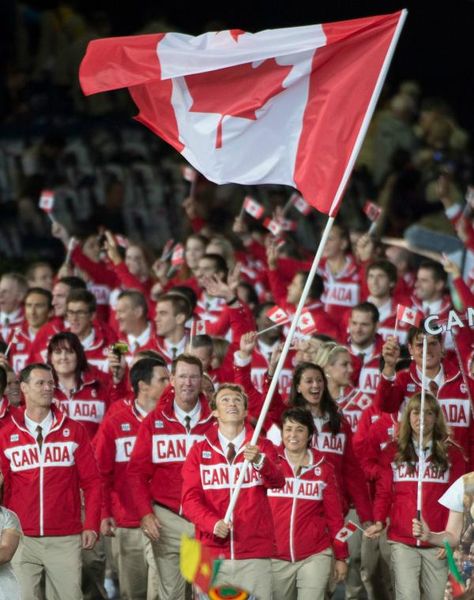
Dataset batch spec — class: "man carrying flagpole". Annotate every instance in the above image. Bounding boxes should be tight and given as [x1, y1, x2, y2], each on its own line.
[181, 383, 285, 599]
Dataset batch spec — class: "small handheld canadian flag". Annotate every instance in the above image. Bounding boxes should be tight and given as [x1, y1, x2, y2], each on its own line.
[191, 320, 207, 337]
[334, 520, 359, 543]
[266, 306, 289, 325]
[243, 196, 264, 220]
[291, 193, 312, 215]
[396, 304, 423, 328]
[39, 190, 55, 214]
[263, 218, 282, 236]
[363, 200, 382, 222]
[297, 311, 317, 335]
[171, 244, 185, 266]
[114, 234, 129, 248]
[277, 217, 297, 232]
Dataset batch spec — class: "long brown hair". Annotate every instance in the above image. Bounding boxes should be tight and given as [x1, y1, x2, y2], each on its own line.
[289, 362, 342, 435]
[395, 392, 449, 473]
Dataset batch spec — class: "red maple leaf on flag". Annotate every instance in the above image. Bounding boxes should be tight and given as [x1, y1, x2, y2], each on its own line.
[185, 59, 293, 148]
[229, 29, 246, 41]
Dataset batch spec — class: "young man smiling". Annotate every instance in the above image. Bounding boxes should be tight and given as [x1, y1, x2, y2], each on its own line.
[182, 383, 284, 599]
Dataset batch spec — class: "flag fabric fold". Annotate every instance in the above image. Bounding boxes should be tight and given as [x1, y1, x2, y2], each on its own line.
[79, 11, 406, 214]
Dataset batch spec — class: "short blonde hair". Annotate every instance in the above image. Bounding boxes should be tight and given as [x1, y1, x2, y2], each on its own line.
[211, 383, 248, 410]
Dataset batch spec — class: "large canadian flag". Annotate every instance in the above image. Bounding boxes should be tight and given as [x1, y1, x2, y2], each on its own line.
[80, 11, 406, 215]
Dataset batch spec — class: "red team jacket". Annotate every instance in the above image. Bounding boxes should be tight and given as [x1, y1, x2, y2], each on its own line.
[0, 405, 101, 536]
[94, 402, 145, 527]
[373, 441, 465, 546]
[53, 367, 112, 439]
[181, 424, 285, 560]
[374, 360, 472, 469]
[312, 418, 373, 523]
[128, 389, 214, 518]
[268, 448, 349, 562]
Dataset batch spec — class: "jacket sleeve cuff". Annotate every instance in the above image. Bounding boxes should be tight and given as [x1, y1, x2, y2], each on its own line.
[233, 351, 252, 367]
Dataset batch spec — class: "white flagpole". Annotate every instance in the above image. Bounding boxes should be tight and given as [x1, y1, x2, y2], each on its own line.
[416, 333, 428, 545]
[224, 214, 335, 523]
[223, 8, 408, 524]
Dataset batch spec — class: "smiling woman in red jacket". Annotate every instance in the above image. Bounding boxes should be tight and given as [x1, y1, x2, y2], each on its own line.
[47, 332, 111, 439]
[289, 363, 373, 526]
[365, 392, 466, 600]
[268, 407, 348, 600]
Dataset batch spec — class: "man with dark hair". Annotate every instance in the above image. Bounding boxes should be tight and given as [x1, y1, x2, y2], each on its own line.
[365, 259, 411, 343]
[266, 241, 341, 341]
[0, 363, 101, 599]
[65, 289, 117, 371]
[0, 273, 28, 340]
[95, 358, 169, 599]
[412, 260, 451, 317]
[348, 302, 383, 397]
[25, 262, 54, 291]
[6, 287, 52, 373]
[194, 254, 229, 323]
[148, 294, 191, 365]
[182, 383, 284, 599]
[376, 328, 473, 470]
[128, 354, 214, 600]
[28, 276, 88, 363]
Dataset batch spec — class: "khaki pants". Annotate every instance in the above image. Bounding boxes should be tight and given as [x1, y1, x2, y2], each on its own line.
[111, 527, 148, 600]
[151, 504, 194, 600]
[272, 549, 333, 600]
[12, 535, 82, 600]
[389, 542, 447, 600]
[82, 535, 107, 600]
[212, 558, 273, 600]
[144, 537, 159, 600]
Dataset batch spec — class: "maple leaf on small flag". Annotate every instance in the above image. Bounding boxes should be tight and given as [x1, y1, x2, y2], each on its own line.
[191, 320, 207, 336]
[363, 200, 382, 222]
[229, 29, 246, 42]
[243, 196, 264, 219]
[396, 304, 422, 327]
[355, 394, 372, 410]
[266, 306, 289, 325]
[335, 520, 358, 543]
[171, 243, 185, 266]
[263, 217, 282, 236]
[291, 193, 312, 215]
[297, 311, 317, 335]
[185, 59, 292, 149]
[39, 190, 55, 213]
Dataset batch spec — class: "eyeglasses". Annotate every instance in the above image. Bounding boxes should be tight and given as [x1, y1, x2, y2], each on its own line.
[176, 375, 201, 382]
[66, 309, 91, 318]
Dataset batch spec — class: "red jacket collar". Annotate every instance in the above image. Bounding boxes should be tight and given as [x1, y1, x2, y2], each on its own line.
[12, 403, 66, 433]
[408, 358, 460, 386]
